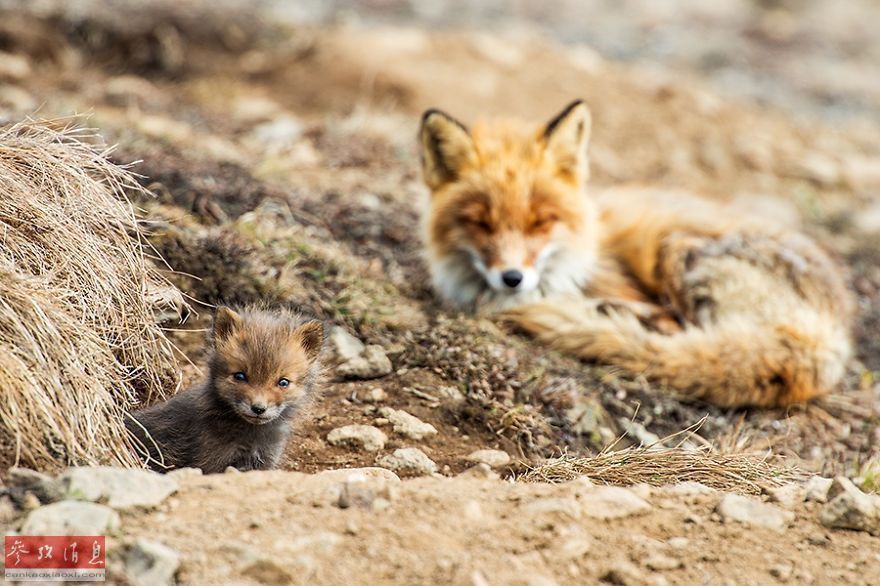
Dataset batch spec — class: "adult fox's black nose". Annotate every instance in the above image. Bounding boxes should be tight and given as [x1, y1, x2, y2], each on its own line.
[501, 270, 523, 288]
[251, 403, 267, 415]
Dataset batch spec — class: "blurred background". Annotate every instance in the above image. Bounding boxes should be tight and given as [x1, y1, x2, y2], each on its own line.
[0, 0, 877, 481]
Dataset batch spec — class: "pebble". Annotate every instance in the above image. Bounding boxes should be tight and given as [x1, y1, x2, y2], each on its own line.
[377, 448, 438, 476]
[644, 553, 682, 571]
[659, 482, 715, 498]
[770, 562, 794, 582]
[241, 558, 294, 585]
[580, 486, 652, 519]
[716, 494, 794, 532]
[125, 538, 180, 586]
[378, 407, 437, 440]
[803, 476, 834, 503]
[766, 484, 804, 509]
[329, 326, 365, 361]
[327, 424, 388, 452]
[7, 467, 63, 504]
[818, 476, 880, 535]
[315, 467, 401, 484]
[364, 387, 387, 403]
[337, 345, 393, 380]
[465, 449, 511, 469]
[58, 466, 178, 510]
[329, 328, 392, 379]
[22, 501, 120, 535]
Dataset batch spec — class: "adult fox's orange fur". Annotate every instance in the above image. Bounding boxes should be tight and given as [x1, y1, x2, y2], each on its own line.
[418, 100, 854, 408]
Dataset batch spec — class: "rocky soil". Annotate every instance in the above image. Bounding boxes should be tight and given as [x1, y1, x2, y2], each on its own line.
[3, 466, 880, 585]
[0, 0, 878, 583]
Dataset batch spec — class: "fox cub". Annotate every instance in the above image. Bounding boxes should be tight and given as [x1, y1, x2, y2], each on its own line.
[419, 100, 853, 408]
[127, 306, 324, 473]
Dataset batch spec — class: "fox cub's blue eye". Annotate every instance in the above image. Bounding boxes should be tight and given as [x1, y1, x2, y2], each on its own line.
[278, 378, 290, 388]
[233, 372, 247, 382]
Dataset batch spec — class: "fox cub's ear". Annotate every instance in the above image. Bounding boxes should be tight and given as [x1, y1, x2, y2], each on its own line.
[419, 109, 477, 190]
[542, 100, 591, 186]
[213, 306, 242, 341]
[294, 320, 324, 361]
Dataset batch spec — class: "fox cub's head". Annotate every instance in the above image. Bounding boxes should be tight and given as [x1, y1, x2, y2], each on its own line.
[210, 306, 324, 424]
[419, 100, 598, 309]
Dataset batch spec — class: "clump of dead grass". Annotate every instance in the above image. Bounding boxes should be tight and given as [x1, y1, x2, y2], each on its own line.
[520, 418, 801, 493]
[0, 118, 180, 470]
[520, 445, 799, 494]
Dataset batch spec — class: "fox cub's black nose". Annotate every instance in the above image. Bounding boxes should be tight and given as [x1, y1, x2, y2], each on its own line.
[501, 270, 523, 288]
[251, 404, 267, 415]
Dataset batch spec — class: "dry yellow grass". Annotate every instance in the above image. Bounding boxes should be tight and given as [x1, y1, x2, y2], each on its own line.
[519, 445, 799, 494]
[0, 119, 180, 470]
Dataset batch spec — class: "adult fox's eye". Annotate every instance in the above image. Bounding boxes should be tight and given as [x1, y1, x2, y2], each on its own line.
[233, 372, 247, 382]
[278, 378, 290, 388]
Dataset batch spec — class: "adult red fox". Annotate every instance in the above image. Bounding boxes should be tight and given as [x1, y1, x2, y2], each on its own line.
[418, 100, 853, 408]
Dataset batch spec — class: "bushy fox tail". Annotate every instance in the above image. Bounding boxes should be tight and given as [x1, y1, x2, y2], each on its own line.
[505, 300, 851, 408]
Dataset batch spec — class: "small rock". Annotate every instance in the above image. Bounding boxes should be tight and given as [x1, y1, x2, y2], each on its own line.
[770, 562, 794, 582]
[377, 448, 437, 476]
[436, 385, 465, 404]
[337, 345, 393, 380]
[581, 486, 652, 519]
[806, 533, 831, 547]
[465, 449, 511, 469]
[523, 497, 582, 524]
[225, 466, 241, 474]
[241, 558, 294, 585]
[644, 553, 682, 571]
[337, 478, 377, 510]
[166, 467, 203, 481]
[7, 467, 64, 504]
[457, 463, 499, 480]
[716, 494, 794, 532]
[767, 484, 804, 509]
[818, 477, 880, 536]
[378, 407, 437, 440]
[327, 425, 387, 452]
[804, 476, 834, 503]
[602, 560, 650, 585]
[666, 537, 689, 550]
[315, 467, 401, 484]
[364, 387, 387, 403]
[125, 538, 180, 586]
[329, 326, 365, 361]
[23, 501, 120, 535]
[659, 482, 715, 497]
[58, 466, 178, 510]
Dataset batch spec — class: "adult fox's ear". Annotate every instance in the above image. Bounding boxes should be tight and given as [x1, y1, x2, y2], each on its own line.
[213, 306, 242, 341]
[294, 320, 324, 361]
[542, 100, 591, 187]
[419, 109, 477, 190]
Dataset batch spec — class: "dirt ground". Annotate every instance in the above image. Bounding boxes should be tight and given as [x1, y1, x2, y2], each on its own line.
[0, 0, 879, 583]
[114, 469, 879, 586]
